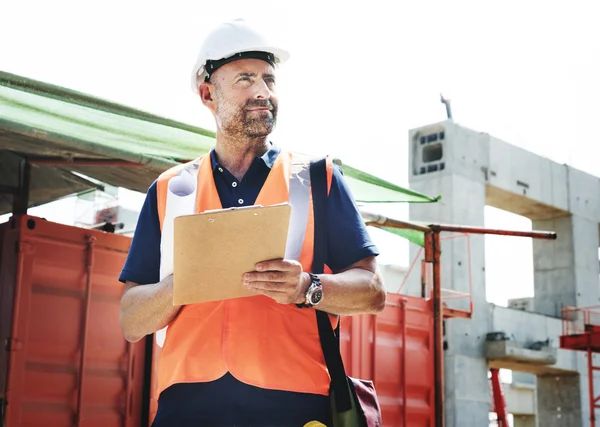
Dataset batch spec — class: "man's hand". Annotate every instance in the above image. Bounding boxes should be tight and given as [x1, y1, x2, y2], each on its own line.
[243, 259, 310, 305]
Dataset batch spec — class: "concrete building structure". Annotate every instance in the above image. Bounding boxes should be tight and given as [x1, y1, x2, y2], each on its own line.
[407, 120, 600, 427]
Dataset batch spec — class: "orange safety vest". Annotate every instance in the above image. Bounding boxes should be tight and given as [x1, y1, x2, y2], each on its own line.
[155, 150, 336, 397]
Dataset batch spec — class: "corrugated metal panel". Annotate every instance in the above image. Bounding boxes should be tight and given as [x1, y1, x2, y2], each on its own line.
[0, 216, 148, 427]
[340, 293, 434, 427]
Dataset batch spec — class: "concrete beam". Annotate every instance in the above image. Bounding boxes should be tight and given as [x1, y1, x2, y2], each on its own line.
[488, 304, 579, 374]
[410, 121, 600, 221]
[486, 340, 557, 366]
[486, 185, 569, 220]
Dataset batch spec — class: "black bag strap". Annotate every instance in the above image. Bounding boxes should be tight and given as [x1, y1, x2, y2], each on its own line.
[310, 157, 352, 413]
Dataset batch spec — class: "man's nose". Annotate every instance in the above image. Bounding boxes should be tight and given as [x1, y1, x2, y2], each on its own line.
[253, 79, 271, 99]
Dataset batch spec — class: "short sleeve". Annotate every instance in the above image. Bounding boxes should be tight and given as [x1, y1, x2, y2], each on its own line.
[118, 182, 161, 285]
[326, 164, 379, 272]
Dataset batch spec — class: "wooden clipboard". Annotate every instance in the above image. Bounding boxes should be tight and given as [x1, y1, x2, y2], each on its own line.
[172, 203, 292, 305]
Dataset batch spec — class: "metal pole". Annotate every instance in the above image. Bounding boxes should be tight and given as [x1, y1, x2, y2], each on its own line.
[76, 235, 96, 425]
[400, 298, 408, 427]
[421, 260, 427, 298]
[490, 368, 507, 426]
[590, 347, 596, 427]
[360, 209, 431, 233]
[431, 232, 444, 427]
[124, 340, 134, 426]
[12, 160, 31, 215]
[428, 224, 556, 240]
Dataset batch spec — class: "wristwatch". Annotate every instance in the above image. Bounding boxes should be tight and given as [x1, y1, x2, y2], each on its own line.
[298, 273, 323, 308]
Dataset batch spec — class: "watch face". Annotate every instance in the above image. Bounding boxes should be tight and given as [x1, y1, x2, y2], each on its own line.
[310, 289, 323, 305]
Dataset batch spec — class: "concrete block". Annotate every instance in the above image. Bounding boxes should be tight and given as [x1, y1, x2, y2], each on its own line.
[485, 340, 557, 365]
[489, 305, 580, 374]
[409, 120, 451, 180]
[567, 166, 600, 222]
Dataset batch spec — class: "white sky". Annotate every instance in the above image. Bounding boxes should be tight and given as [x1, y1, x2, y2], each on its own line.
[1, 0, 599, 306]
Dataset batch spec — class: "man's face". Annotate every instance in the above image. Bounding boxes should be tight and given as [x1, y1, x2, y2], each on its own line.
[208, 58, 278, 139]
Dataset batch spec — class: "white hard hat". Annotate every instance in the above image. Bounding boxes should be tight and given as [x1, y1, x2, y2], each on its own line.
[191, 18, 290, 93]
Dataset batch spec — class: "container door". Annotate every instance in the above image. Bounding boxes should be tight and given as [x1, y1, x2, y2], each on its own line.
[3, 216, 147, 427]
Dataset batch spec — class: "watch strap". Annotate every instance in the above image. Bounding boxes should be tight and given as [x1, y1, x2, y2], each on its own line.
[296, 273, 321, 308]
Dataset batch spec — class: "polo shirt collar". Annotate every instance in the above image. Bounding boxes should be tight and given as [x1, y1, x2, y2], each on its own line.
[210, 142, 280, 171]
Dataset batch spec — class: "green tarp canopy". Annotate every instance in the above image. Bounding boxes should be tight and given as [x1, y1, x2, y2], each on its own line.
[0, 70, 439, 243]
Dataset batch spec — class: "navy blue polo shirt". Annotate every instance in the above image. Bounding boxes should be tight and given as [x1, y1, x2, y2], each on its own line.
[119, 144, 379, 426]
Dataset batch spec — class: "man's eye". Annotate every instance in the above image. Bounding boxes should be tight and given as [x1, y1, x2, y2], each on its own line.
[265, 78, 276, 85]
[240, 76, 251, 81]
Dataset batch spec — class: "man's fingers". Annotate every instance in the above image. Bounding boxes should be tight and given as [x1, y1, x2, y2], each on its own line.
[245, 281, 287, 292]
[244, 271, 288, 283]
[249, 288, 297, 305]
[255, 259, 299, 272]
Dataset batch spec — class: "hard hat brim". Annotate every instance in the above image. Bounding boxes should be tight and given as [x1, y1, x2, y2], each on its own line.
[191, 46, 290, 93]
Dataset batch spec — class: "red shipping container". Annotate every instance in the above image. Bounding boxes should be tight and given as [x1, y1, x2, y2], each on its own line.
[340, 293, 435, 427]
[1, 216, 437, 427]
[0, 216, 148, 427]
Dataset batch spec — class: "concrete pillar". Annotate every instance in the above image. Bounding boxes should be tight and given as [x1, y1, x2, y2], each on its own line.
[532, 215, 600, 317]
[537, 374, 583, 426]
[532, 212, 600, 427]
[409, 122, 491, 427]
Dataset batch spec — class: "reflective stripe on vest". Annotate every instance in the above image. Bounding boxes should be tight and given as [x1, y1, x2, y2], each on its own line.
[154, 151, 335, 397]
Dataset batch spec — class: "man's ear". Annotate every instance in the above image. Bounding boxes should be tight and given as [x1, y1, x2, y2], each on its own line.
[199, 81, 215, 108]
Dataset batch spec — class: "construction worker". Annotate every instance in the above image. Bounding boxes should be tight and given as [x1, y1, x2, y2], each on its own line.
[118, 18, 386, 427]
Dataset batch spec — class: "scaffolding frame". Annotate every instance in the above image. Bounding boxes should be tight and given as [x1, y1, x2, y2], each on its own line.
[561, 306, 600, 427]
[360, 208, 557, 427]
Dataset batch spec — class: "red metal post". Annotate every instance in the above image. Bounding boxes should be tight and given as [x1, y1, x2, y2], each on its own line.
[432, 232, 444, 427]
[490, 368, 507, 426]
[590, 348, 596, 427]
[371, 315, 377, 384]
[424, 233, 434, 263]
[125, 340, 134, 426]
[421, 259, 427, 298]
[76, 235, 96, 425]
[400, 298, 408, 427]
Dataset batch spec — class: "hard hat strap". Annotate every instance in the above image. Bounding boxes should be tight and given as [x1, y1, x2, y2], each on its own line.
[204, 51, 276, 81]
